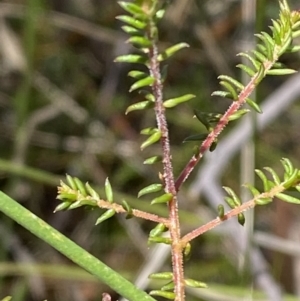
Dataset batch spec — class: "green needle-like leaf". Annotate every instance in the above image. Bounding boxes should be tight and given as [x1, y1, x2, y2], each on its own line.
[129, 76, 155, 92]
[163, 94, 195, 108]
[158, 43, 189, 61]
[138, 184, 163, 198]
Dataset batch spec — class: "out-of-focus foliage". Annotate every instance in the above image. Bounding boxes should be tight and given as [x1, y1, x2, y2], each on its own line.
[0, 0, 300, 300]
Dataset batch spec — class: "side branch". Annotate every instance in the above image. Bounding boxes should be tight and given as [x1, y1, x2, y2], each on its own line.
[97, 200, 169, 226]
[175, 79, 257, 191]
[181, 184, 285, 244]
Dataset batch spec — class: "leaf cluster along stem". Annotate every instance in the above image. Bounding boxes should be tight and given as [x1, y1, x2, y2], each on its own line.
[175, 79, 256, 191]
[181, 184, 285, 244]
[147, 24, 185, 301]
[175, 54, 283, 191]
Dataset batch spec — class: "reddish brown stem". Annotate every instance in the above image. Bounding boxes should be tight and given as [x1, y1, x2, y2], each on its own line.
[182, 184, 285, 244]
[148, 24, 185, 301]
[97, 200, 169, 226]
[175, 79, 257, 191]
[182, 199, 256, 244]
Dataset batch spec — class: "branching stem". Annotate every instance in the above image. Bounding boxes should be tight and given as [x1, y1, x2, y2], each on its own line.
[97, 200, 169, 226]
[182, 184, 285, 244]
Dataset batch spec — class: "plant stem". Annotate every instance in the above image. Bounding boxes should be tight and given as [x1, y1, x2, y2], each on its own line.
[97, 200, 169, 225]
[148, 22, 185, 301]
[0, 191, 156, 301]
[181, 184, 285, 244]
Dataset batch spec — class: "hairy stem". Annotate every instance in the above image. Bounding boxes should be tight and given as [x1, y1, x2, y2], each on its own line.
[175, 56, 281, 191]
[97, 200, 169, 225]
[182, 184, 285, 244]
[175, 79, 257, 191]
[148, 22, 185, 301]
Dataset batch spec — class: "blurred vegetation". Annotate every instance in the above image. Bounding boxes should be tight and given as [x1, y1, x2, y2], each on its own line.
[0, 0, 300, 300]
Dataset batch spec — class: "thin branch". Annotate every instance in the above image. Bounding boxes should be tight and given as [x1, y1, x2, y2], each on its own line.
[182, 185, 285, 244]
[96, 200, 169, 226]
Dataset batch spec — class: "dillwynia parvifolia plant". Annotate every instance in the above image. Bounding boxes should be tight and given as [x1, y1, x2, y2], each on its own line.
[54, 0, 300, 300]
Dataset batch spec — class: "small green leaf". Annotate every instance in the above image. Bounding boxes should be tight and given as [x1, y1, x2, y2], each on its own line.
[223, 186, 241, 206]
[122, 200, 133, 219]
[141, 127, 158, 135]
[217, 204, 225, 219]
[209, 140, 218, 152]
[158, 43, 189, 61]
[143, 92, 155, 101]
[68, 199, 96, 210]
[184, 242, 191, 257]
[183, 133, 208, 143]
[251, 49, 268, 62]
[211, 90, 232, 98]
[149, 272, 173, 280]
[1, 297, 12, 301]
[236, 64, 256, 77]
[218, 75, 244, 91]
[148, 236, 172, 244]
[56, 193, 77, 201]
[254, 64, 266, 84]
[261, 31, 275, 46]
[125, 101, 154, 114]
[74, 178, 87, 196]
[116, 15, 147, 29]
[193, 110, 221, 130]
[95, 209, 116, 225]
[292, 29, 300, 38]
[255, 198, 273, 205]
[255, 169, 271, 192]
[163, 94, 195, 108]
[282, 168, 298, 188]
[224, 197, 236, 209]
[118, 1, 145, 15]
[161, 281, 175, 291]
[85, 182, 100, 200]
[127, 36, 152, 48]
[151, 193, 173, 205]
[271, 19, 281, 33]
[138, 184, 163, 198]
[237, 52, 260, 70]
[149, 290, 175, 300]
[278, 34, 292, 56]
[246, 98, 262, 113]
[129, 76, 155, 92]
[114, 54, 146, 64]
[244, 183, 261, 197]
[219, 81, 238, 100]
[267, 68, 297, 75]
[66, 174, 77, 190]
[275, 193, 300, 204]
[54, 201, 72, 213]
[264, 167, 281, 185]
[141, 130, 162, 150]
[143, 156, 162, 165]
[228, 109, 249, 121]
[281, 158, 294, 174]
[105, 178, 114, 203]
[184, 278, 207, 289]
[149, 223, 167, 237]
[128, 70, 148, 79]
[238, 213, 245, 226]
[121, 25, 140, 34]
[286, 45, 300, 52]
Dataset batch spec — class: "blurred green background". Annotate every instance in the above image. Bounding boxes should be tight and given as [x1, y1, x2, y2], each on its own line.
[0, 0, 300, 300]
